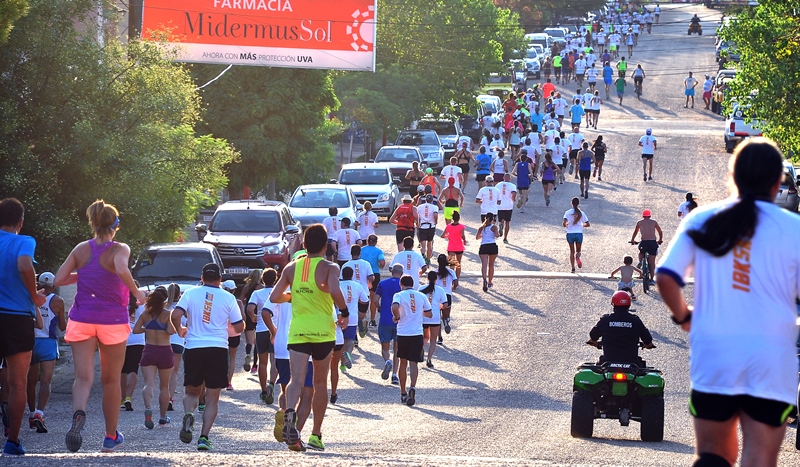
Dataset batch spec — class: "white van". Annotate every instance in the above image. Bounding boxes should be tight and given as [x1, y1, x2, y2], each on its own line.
[525, 33, 553, 52]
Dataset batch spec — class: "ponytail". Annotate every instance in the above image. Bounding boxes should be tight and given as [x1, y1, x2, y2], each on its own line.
[86, 199, 119, 234]
[687, 138, 782, 256]
[420, 271, 437, 295]
[571, 197, 582, 225]
[437, 254, 449, 279]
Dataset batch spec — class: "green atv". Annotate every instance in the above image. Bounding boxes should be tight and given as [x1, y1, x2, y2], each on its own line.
[571, 341, 665, 441]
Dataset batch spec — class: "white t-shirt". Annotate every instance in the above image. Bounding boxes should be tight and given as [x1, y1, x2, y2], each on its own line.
[322, 216, 340, 240]
[482, 115, 495, 130]
[341, 258, 374, 295]
[544, 129, 560, 147]
[703, 79, 714, 93]
[521, 144, 539, 160]
[548, 143, 567, 164]
[249, 287, 274, 333]
[574, 58, 587, 74]
[435, 268, 457, 295]
[496, 181, 517, 210]
[639, 134, 656, 155]
[563, 208, 589, 234]
[333, 228, 360, 261]
[491, 157, 508, 174]
[419, 284, 447, 324]
[356, 211, 378, 238]
[392, 289, 432, 336]
[176, 285, 242, 349]
[417, 202, 438, 229]
[489, 139, 504, 154]
[587, 68, 598, 82]
[339, 280, 369, 327]
[657, 200, 800, 405]
[567, 132, 586, 152]
[590, 95, 602, 111]
[684, 76, 698, 90]
[476, 186, 501, 215]
[333, 308, 344, 346]
[441, 165, 463, 189]
[273, 302, 292, 360]
[168, 301, 186, 346]
[677, 201, 693, 219]
[392, 250, 428, 288]
[553, 98, 568, 116]
[127, 305, 146, 346]
[457, 135, 473, 151]
[583, 92, 594, 107]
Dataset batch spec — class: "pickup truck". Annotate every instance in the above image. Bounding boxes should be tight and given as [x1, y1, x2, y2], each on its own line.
[724, 103, 763, 153]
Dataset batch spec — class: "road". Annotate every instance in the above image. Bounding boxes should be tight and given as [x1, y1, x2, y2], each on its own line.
[14, 4, 800, 466]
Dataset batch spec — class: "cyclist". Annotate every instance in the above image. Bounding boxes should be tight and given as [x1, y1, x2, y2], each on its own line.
[587, 291, 655, 366]
[632, 64, 645, 97]
[630, 210, 663, 285]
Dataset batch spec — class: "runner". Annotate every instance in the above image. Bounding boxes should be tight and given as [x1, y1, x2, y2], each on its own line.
[331, 218, 361, 267]
[638, 128, 657, 181]
[391, 275, 432, 406]
[476, 213, 500, 292]
[591, 135, 608, 180]
[166, 283, 183, 412]
[569, 98, 585, 130]
[439, 177, 464, 226]
[567, 126, 586, 179]
[490, 149, 509, 183]
[562, 197, 591, 273]
[677, 192, 698, 219]
[614, 74, 627, 105]
[239, 270, 263, 375]
[419, 271, 447, 369]
[120, 300, 144, 411]
[25, 272, 65, 435]
[420, 168, 440, 197]
[603, 61, 614, 99]
[577, 142, 596, 199]
[404, 161, 424, 197]
[247, 269, 278, 405]
[476, 175, 501, 223]
[512, 150, 534, 212]
[625, 29, 634, 57]
[321, 207, 341, 262]
[55, 200, 146, 453]
[392, 236, 428, 289]
[389, 195, 418, 253]
[455, 143, 473, 193]
[416, 194, 439, 262]
[590, 90, 603, 129]
[171, 263, 244, 451]
[474, 146, 492, 189]
[269, 225, 348, 452]
[630, 209, 663, 285]
[337, 267, 369, 378]
[496, 173, 518, 244]
[360, 235, 385, 327]
[540, 152, 560, 207]
[434, 254, 458, 342]
[355, 202, 379, 239]
[373, 264, 404, 385]
[654, 4, 660, 25]
[574, 54, 587, 88]
[131, 287, 175, 429]
[616, 56, 628, 78]
[341, 245, 374, 335]
[441, 211, 467, 281]
[553, 54, 562, 84]
[440, 157, 464, 191]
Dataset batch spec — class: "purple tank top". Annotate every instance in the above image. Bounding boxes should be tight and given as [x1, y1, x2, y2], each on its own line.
[69, 239, 129, 325]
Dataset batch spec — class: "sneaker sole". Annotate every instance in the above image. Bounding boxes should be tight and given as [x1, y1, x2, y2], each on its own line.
[307, 441, 325, 451]
[407, 389, 416, 406]
[265, 386, 275, 405]
[100, 439, 123, 453]
[274, 411, 285, 443]
[381, 362, 392, 380]
[444, 323, 451, 334]
[144, 409, 154, 429]
[283, 413, 300, 445]
[65, 411, 86, 453]
[288, 441, 306, 452]
[180, 414, 194, 444]
[33, 419, 48, 434]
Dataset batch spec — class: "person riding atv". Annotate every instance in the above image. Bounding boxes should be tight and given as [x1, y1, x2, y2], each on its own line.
[688, 14, 702, 35]
[587, 291, 655, 367]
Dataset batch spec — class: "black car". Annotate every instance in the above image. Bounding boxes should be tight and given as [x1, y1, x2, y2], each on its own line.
[131, 242, 226, 291]
[458, 115, 483, 143]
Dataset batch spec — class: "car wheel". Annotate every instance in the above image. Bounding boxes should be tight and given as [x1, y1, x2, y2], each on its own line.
[570, 391, 595, 438]
[536, 72, 541, 79]
[640, 396, 665, 442]
[725, 138, 735, 153]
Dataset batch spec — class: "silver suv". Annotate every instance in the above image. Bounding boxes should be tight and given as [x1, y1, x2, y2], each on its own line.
[396, 129, 445, 172]
[416, 119, 461, 162]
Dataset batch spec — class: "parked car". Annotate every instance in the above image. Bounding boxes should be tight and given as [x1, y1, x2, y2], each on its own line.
[716, 40, 740, 62]
[525, 33, 554, 54]
[477, 94, 503, 115]
[724, 103, 763, 153]
[524, 49, 542, 78]
[196, 200, 302, 282]
[337, 163, 399, 218]
[543, 27, 568, 49]
[373, 145, 426, 190]
[131, 242, 226, 292]
[395, 129, 445, 172]
[529, 43, 549, 62]
[776, 161, 799, 212]
[288, 184, 360, 229]
[416, 118, 461, 161]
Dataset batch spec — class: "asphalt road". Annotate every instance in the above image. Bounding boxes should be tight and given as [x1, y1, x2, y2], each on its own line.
[13, 4, 800, 466]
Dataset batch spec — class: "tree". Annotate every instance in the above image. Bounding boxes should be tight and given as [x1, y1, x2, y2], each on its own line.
[0, 0, 237, 268]
[0, 0, 28, 44]
[720, 1, 800, 156]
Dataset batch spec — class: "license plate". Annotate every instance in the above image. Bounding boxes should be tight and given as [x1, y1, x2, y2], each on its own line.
[227, 267, 249, 275]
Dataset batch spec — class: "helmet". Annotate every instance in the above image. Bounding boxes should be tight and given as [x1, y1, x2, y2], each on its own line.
[611, 291, 632, 307]
[425, 167, 433, 174]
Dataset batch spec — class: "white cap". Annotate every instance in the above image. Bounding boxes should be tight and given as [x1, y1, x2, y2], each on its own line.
[222, 280, 236, 291]
[39, 272, 55, 286]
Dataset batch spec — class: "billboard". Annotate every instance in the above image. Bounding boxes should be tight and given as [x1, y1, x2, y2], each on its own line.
[141, 0, 376, 71]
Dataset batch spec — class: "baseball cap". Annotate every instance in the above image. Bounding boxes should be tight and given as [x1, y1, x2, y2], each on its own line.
[202, 262, 222, 281]
[646, 128, 652, 135]
[417, 185, 425, 192]
[222, 280, 236, 291]
[485, 175, 494, 183]
[425, 194, 434, 203]
[38, 272, 55, 286]
[705, 74, 710, 78]
[642, 209, 651, 217]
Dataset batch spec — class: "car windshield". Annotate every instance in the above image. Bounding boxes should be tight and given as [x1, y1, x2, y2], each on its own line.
[397, 132, 439, 146]
[339, 169, 389, 185]
[132, 250, 210, 282]
[526, 50, 538, 59]
[480, 100, 499, 114]
[375, 149, 419, 163]
[417, 121, 456, 135]
[209, 210, 281, 233]
[290, 189, 351, 209]
[546, 29, 565, 38]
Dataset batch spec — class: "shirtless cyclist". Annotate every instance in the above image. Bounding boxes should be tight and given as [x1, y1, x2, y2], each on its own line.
[629, 210, 663, 285]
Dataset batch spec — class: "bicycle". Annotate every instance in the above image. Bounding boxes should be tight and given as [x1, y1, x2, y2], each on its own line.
[630, 241, 650, 294]
[634, 79, 643, 100]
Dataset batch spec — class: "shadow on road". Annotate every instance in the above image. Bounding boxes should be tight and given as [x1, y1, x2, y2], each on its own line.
[585, 436, 695, 454]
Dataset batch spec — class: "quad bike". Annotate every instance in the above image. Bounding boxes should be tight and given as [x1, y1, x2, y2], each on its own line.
[688, 22, 702, 36]
[571, 340, 665, 441]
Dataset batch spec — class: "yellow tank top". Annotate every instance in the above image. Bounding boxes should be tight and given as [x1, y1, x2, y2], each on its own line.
[289, 257, 335, 344]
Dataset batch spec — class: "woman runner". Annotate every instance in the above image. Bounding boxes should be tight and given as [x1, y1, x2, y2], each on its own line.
[419, 271, 447, 369]
[562, 197, 590, 273]
[441, 211, 467, 280]
[405, 161, 425, 197]
[592, 135, 607, 180]
[476, 213, 500, 292]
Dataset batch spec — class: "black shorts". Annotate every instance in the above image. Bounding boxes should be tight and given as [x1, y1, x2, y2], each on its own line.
[121, 344, 144, 374]
[396, 335, 424, 362]
[480, 213, 498, 223]
[476, 173, 489, 182]
[638, 240, 659, 257]
[370, 274, 381, 292]
[396, 229, 415, 244]
[171, 343, 184, 354]
[325, 239, 335, 258]
[642, 153, 654, 160]
[579, 170, 591, 180]
[0, 313, 35, 359]
[256, 331, 274, 354]
[458, 163, 471, 174]
[569, 149, 579, 160]
[422, 323, 441, 330]
[542, 179, 555, 187]
[287, 341, 335, 361]
[479, 243, 499, 255]
[497, 209, 512, 222]
[184, 347, 228, 389]
[418, 227, 436, 242]
[245, 315, 256, 331]
[228, 335, 241, 348]
[634, 77, 643, 84]
[690, 390, 795, 428]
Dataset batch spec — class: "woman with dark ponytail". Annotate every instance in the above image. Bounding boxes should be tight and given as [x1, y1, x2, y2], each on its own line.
[657, 138, 800, 467]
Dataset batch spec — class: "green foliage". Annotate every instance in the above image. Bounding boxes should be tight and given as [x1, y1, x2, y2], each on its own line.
[495, 0, 607, 31]
[0, 0, 236, 268]
[720, 0, 800, 156]
[192, 65, 339, 197]
[0, 0, 28, 44]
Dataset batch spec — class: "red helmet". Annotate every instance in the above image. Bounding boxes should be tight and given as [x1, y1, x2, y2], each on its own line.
[611, 291, 632, 307]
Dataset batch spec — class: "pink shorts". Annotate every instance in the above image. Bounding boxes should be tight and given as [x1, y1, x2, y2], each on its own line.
[703, 91, 712, 99]
[65, 320, 131, 346]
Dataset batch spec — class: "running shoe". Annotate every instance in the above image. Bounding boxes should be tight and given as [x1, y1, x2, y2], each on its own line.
[179, 413, 194, 444]
[576, 255, 583, 269]
[119, 401, 126, 410]
[369, 320, 377, 327]
[545, 195, 550, 207]
[391, 374, 400, 385]
[357, 319, 367, 338]
[226, 384, 234, 391]
[65, 410, 86, 453]
[437, 335, 443, 345]
[342, 351, 352, 369]
[329, 393, 338, 404]
[598, 176, 602, 181]
[274, 410, 285, 442]
[158, 417, 171, 427]
[649, 279, 656, 286]
[339, 364, 347, 373]
[407, 387, 416, 406]
[29, 416, 35, 430]
[482, 280, 488, 292]
[400, 393, 408, 404]
[516, 197, 523, 208]
[503, 238, 509, 244]
[264, 383, 275, 405]
[144, 409, 154, 429]
[198, 404, 205, 413]
[2, 440, 25, 456]
[381, 360, 392, 380]
[167, 399, 174, 412]
[283, 409, 300, 445]
[426, 360, 434, 369]
[197, 435, 213, 451]
[643, 172, 647, 182]
[584, 191, 588, 199]
[101, 431, 124, 453]
[307, 434, 325, 451]
[498, 223, 504, 237]
[243, 354, 252, 372]
[32, 412, 47, 434]
[250, 364, 258, 375]
[123, 397, 133, 412]
[444, 319, 451, 334]
[288, 440, 306, 452]
[648, 176, 653, 181]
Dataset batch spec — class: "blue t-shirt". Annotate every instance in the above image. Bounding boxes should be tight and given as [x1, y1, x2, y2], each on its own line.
[0, 231, 36, 316]
[603, 66, 614, 80]
[475, 153, 492, 175]
[570, 104, 585, 123]
[375, 277, 402, 327]
[360, 245, 385, 276]
[530, 113, 543, 132]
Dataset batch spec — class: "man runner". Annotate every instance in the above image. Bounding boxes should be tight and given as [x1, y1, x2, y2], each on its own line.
[391, 275, 432, 406]
[638, 128, 657, 181]
[373, 264, 404, 385]
[389, 195, 418, 253]
[495, 174, 517, 243]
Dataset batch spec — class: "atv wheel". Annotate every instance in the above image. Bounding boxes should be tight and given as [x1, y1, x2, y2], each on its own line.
[570, 391, 595, 438]
[640, 396, 665, 442]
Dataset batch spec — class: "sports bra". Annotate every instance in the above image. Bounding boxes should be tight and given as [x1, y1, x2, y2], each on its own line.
[144, 317, 168, 331]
